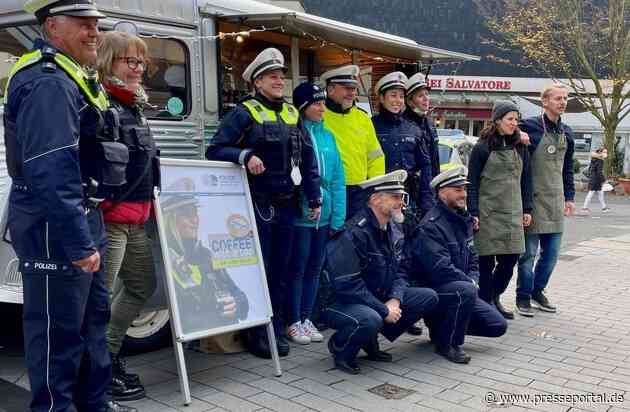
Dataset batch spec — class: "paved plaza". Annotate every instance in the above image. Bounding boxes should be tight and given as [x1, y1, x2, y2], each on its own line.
[2, 193, 630, 412]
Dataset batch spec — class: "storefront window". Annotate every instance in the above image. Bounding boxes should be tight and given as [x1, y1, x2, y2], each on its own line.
[472, 120, 486, 137]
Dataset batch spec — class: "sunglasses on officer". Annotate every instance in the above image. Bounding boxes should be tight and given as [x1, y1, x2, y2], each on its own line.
[114, 56, 147, 70]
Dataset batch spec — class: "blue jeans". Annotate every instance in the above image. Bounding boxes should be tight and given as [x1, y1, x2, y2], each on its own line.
[288, 225, 329, 324]
[517, 232, 562, 299]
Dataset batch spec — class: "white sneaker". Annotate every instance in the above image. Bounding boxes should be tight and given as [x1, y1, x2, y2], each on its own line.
[287, 322, 310, 345]
[303, 319, 324, 342]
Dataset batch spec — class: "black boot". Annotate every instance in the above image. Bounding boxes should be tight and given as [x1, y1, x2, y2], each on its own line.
[111, 353, 141, 387]
[245, 328, 271, 359]
[435, 344, 471, 364]
[328, 338, 360, 374]
[276, 333, 290, 357]
[494, 296, 515, 320]
[362, 335, 392, 362]
[106, 400, 138, 412]
[108, 373, 145, 402]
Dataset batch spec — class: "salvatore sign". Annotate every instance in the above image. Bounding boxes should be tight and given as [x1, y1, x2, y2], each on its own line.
[428, 77, 513, 91]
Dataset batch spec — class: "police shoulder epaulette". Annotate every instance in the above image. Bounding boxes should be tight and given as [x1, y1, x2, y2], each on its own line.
[356, 217, 367, 227]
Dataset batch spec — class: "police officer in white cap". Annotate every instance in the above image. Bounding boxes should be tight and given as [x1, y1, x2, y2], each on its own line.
[5, 1, 135, 411]
[206, 48, 321, 359]
[324, 170, 438, 374]
[403, 166, 508, 364]
[372, 71, 434, 223]
[320, 65, 385, 218]
[404, 73, 441, 178]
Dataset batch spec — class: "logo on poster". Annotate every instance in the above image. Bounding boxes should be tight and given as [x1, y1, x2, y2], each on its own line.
[208, 214, 258, 269]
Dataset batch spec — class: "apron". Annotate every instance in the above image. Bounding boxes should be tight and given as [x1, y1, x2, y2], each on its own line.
[474, 146, 525, 256]
[527, 115, 567, 234]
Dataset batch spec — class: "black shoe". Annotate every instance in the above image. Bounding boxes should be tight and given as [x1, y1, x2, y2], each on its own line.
[435, 344, 471, 364]
[106, 400, 138, 412]
[245, 329, 271, 359]
[276, 334, 290, 357]
[363, 336, 393, 363]
[334, 358, 361, 375]
[516, 297, 535, 317]
[532, 290, 557, 313]
[108, 375, 145, 402]
[111, 353, 141, 387]
[494, 296, 515, 320]
[407, 324, 423, 336]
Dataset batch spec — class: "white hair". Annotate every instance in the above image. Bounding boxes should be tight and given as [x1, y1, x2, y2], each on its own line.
[40, 15, 66, 41]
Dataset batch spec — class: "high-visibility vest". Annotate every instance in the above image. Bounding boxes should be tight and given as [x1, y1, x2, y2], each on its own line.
[242, 99, 299, 125]
[4, 48, 108, 111]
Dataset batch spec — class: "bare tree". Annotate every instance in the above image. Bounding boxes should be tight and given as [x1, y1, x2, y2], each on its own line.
[475, 0, 630, 176]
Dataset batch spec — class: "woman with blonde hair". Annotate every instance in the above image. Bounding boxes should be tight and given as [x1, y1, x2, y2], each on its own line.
[97, 30, 160, 402]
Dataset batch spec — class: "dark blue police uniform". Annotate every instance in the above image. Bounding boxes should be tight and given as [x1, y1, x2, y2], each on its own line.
[373, 109, 434, 216]
[4, 40, 127, 411]
[404, 109, 441, 178]
[325, 206, 438, 370]
[206, 92, 320, 357]
[404, 199, 507, 358]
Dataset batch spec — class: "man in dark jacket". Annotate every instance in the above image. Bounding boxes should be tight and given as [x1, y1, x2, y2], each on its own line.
[516, 84, 575, 317]
[324, 170, 438, 374]
[404, 166, 507, 364]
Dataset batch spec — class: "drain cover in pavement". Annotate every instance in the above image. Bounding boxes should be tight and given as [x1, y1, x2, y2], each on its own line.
[368, 383, 416, 400]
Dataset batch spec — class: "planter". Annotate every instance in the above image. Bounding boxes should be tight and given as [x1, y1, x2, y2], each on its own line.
[617, 177, 630, 195]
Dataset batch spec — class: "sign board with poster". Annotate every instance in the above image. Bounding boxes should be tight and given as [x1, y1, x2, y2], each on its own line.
[154, 158, 281, 405]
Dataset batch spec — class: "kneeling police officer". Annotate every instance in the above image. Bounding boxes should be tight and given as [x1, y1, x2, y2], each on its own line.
[404, 167, 508, 364]
[206, 48, 321, 358]
[324, 170, 438, 374]
[3, 1, 134, 411]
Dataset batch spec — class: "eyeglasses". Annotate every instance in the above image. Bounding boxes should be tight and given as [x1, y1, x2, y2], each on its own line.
[115, 57, 146, 70]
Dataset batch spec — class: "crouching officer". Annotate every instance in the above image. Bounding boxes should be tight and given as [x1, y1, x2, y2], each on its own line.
[3, 1, 134, 411]
[206, 48, 321, 359]
[324, 170, 438, 374]
[403, 167, 507, 364]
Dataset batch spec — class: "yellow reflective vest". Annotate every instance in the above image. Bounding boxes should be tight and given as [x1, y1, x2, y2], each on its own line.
[323, 106, 385, 185]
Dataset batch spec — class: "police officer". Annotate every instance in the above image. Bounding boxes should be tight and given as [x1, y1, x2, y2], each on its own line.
[404, 167, 507, 364]
[206, 48, 321, 359]
[404, 73, 440, 178]
[3, 1, 134, 411]
[372, 71, 434, 224]
[321, 65, 385, 218]
[516, 84, 575, 316]
[324, 170, 438, 374]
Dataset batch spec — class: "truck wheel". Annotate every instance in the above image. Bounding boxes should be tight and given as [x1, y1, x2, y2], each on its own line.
[121, 309, 171, 355]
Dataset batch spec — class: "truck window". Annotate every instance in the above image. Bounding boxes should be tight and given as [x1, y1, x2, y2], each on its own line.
[142, 37, 191, 120]
[0, 27, 30, 100]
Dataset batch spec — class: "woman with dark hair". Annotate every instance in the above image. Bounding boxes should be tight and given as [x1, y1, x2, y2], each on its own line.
[467, 100, 533, 320]
[581, 148, 610, 214]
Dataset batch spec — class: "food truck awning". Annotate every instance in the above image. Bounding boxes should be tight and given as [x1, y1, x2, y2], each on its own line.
[202, 0, 479, 63]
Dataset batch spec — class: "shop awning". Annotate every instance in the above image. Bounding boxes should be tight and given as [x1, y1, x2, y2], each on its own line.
[202, 0, 479, 63]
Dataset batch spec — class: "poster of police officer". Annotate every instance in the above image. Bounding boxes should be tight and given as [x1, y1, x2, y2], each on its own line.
[155, 159, 271, 339]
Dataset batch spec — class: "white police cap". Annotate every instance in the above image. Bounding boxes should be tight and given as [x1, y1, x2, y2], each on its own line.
[161, 177, 198, 211]
[405, 72, 431, 96]
[375, 71, 408, 95]
[430, 166, 470, 190]
[320, 65, 360, 86]
[358, 170, 408, 195]
[25, 0, 105, 22]
[242, 48, 287, 83]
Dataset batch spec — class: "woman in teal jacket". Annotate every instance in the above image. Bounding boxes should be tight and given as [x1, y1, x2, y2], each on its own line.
[287, 82, 346, 345]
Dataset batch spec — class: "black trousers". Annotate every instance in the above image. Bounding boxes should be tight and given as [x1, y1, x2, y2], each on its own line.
[425, 281, 508, 347]
[478, 254, 519, 303]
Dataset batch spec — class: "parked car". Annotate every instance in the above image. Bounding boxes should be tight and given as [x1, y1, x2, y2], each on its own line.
[437, 128, 478, 144]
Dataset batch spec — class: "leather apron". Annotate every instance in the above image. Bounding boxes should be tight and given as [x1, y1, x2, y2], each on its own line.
[474, 146, 525, 256]
[527, 115, 567, 234]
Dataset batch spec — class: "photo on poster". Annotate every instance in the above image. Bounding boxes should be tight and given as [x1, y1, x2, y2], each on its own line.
[156, 160, 272, 339]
